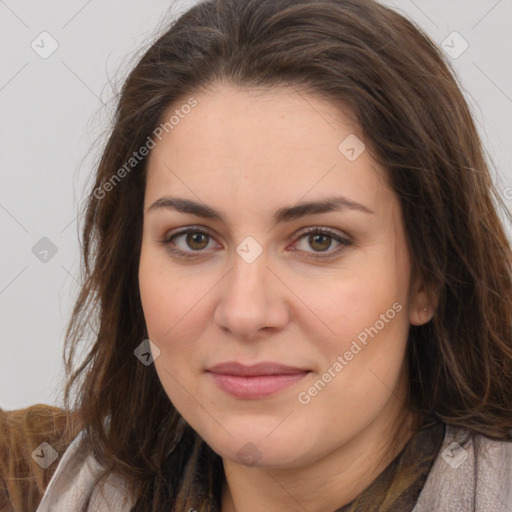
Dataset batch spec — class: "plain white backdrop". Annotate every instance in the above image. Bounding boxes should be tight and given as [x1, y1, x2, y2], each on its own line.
[1, 0, 511, 410]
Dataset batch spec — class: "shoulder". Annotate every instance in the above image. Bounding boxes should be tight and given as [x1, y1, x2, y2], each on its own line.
[36, 429, 134, 512]
[413, 424, 512, 511]
[0, 404, 79, 511]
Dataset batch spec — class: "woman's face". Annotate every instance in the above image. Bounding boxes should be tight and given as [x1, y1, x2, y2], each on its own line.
[138, 83, 432, 469]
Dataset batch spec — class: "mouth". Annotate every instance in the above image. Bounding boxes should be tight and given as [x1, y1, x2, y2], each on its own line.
[206, 361, 311, 399]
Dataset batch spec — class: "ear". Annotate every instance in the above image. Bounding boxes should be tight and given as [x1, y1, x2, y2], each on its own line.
[408, 273, 439, 326]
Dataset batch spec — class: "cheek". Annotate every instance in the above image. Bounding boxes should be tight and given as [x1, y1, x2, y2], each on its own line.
[139, 255, 171, 339]
[304, 257, 409, 353]
[296, 248, 412, 409]
[139, 248, 187, 349]
[294, 269, 410, 435]
[138, 250, 205, 411]
[138, 247, 217, 372]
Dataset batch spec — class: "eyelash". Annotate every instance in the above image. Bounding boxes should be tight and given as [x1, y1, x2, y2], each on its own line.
[159, 225, 352, 261]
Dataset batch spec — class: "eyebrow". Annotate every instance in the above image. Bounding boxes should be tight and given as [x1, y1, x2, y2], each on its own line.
[146, 195, 375, 224]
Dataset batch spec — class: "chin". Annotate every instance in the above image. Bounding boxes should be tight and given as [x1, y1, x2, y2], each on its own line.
[197, 423, 316, 469]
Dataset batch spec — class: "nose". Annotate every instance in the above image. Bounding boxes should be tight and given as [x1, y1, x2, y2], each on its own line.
[213, 249, 290, 339]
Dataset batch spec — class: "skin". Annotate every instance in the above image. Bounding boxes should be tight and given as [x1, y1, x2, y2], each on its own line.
[138, 82, 435, 511]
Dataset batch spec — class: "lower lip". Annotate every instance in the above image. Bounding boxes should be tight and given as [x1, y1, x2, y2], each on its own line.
[208, 372, 310, 399]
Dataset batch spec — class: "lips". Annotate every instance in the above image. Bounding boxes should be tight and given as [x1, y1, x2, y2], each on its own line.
[206, 361, 311, 399]
[207, 361, 309, 376]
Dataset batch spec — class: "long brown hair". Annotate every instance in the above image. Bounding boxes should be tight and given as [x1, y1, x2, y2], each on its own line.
[60, 0, 512, 510]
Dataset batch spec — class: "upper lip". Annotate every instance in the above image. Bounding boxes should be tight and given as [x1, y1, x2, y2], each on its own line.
[207, 361, 310, 376]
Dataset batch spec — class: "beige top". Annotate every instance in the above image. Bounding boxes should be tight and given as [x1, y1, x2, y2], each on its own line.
[36, 426, 512, 511]
[35, 430, 133, 511]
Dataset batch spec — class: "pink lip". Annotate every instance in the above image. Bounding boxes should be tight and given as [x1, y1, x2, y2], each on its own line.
[206, 361, 311, 399]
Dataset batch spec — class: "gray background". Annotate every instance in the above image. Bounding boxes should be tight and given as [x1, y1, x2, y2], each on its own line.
[1, 0, 511, 410]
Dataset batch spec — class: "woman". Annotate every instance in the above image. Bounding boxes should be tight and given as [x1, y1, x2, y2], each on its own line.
[35, 0, 512, 510]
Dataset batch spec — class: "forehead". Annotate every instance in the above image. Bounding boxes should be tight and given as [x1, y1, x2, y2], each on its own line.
[144, 83, 391, 214]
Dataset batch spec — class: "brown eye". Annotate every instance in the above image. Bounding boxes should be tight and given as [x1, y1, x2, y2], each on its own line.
[161, 228, 217, 259]
[292, 227, 352, 259]
[185, 232, 209, 250]
[307, 232, 332, 252]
